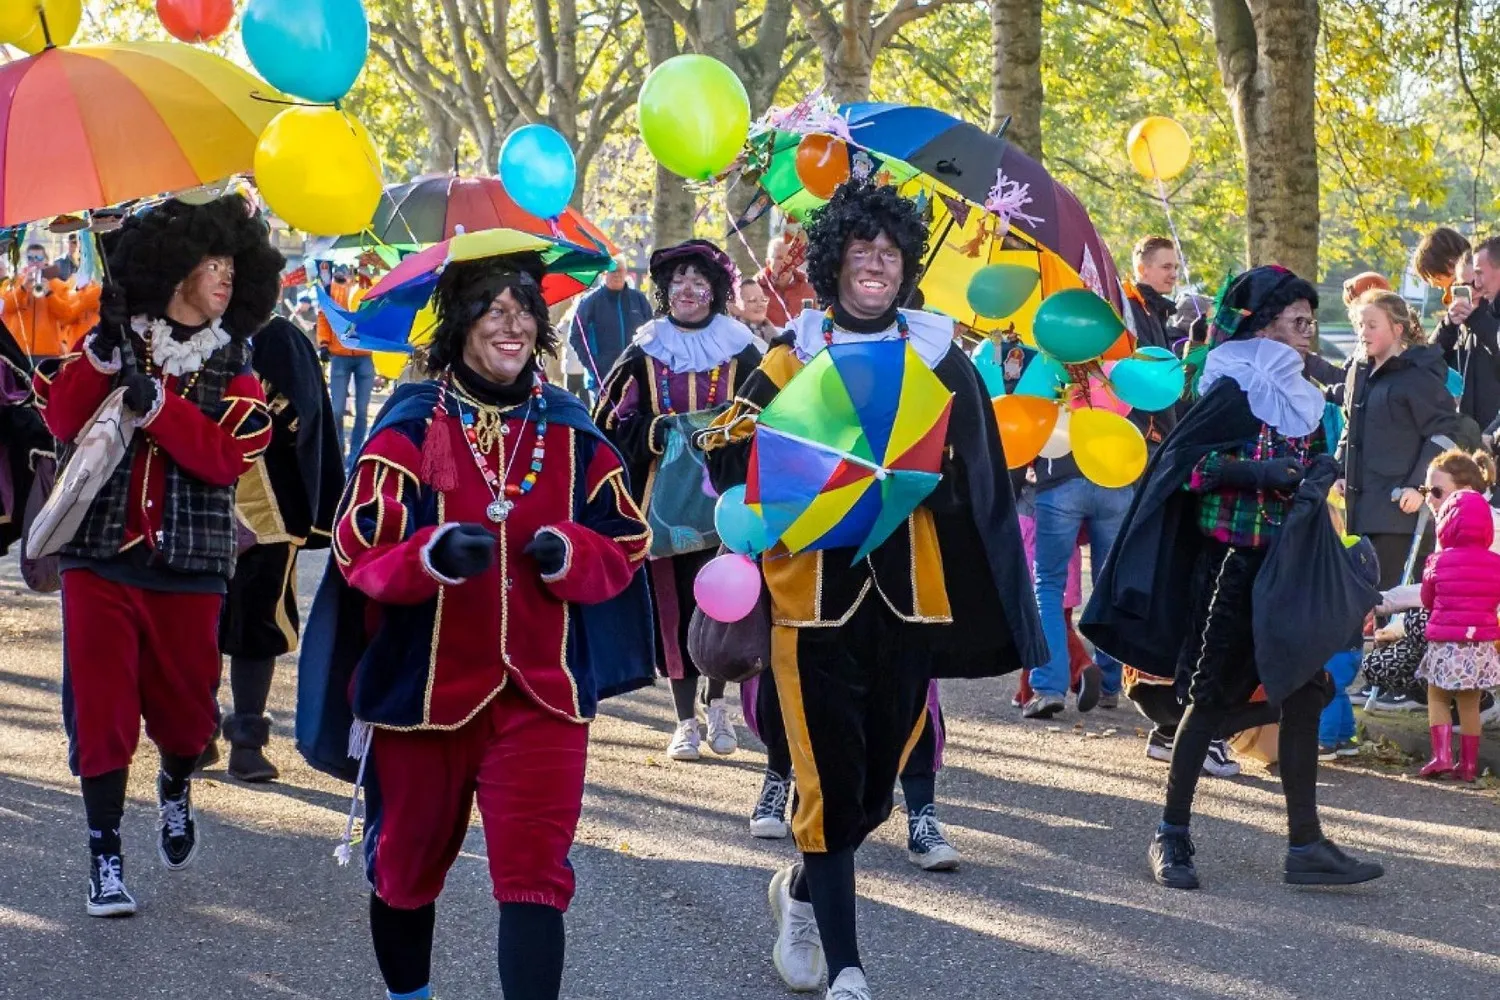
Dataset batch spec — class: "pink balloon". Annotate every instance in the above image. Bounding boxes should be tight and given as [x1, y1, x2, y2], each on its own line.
[694, 553, 762, 622]
[1065, 370, 1131, 416]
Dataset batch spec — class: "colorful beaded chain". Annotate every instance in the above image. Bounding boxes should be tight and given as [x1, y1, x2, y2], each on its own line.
[457, 380, 548, 513]
[821, 307, 910, 345]
[657, 360, 722, 415]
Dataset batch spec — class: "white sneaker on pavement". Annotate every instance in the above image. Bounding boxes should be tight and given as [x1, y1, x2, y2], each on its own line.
[703, 698, 738, 756]
[827, 967, 872, 1000]
[769, 864, 826, 992]
[667, 719, 701, 761]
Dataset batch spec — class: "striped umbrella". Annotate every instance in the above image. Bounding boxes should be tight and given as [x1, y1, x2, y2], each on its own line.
[0, 41, 280, 226]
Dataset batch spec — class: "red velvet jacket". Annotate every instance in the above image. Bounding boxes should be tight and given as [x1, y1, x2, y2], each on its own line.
[333, 382, 650, 728]
[34, 335, 270, 552]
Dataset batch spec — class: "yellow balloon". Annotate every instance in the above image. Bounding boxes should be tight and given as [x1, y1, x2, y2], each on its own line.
[1070, 408, 1147, 488]
[254, 106, 383, 237]
[0, 0, 81, 53]
[1127, 116, 1191, 182]
[373, 352, 409, 379]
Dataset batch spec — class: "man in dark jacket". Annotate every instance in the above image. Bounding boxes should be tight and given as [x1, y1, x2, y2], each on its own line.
[566, 259, 652, 397]
[1124, 236, 1180, 445]
[1428, 241, 1500, 431]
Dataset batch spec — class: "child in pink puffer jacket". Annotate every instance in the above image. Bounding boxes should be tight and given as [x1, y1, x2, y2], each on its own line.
[1418, 457, 1500, 781]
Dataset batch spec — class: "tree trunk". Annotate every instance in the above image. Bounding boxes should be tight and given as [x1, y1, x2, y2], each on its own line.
[990, 0, 1043, 161]
[828, 28, 873, 102]
[1210, 0, 1321, 278]
[639, 0, 697, 249]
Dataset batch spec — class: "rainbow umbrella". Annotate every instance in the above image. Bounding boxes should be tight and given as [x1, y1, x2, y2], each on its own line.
[746, 339, 953, 561]
[0, 41, 281, 226]
[344, 228, 611, 350]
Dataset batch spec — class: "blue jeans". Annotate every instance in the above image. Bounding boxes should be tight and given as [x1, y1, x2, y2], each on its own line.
[329, 354, 375, 464]
[1029, 478, 1134, 697]
[1319, 649, 1361, 746]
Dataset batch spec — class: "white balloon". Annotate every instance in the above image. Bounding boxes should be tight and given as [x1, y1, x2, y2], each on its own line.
[1038, 408, 1072, 460]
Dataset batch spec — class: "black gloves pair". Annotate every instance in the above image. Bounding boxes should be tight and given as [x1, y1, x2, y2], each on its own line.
[1219, 458, 1305, 492]
[427, 524, 568, 581]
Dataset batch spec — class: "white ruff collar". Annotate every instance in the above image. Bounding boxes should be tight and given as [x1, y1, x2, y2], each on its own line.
[1199, 338, 1324, 438]
[634, 314, 756, 372]
[134, 315, 230, 377]
[788, 308, 955, 368]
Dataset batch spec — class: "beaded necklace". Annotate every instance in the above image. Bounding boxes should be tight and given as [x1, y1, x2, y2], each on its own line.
[1250, 422, 1309, 528]
[456, 378, 548, 523]
[656, 359, 723, 414]
[821, 307, 910, 345]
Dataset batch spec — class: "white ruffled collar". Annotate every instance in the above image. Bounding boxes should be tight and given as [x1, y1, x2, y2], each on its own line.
[634, 314, 756, 372]
[133, 314, 230, 378]
[1199, 338, 1324, 438]
[788, 308, 955, 369]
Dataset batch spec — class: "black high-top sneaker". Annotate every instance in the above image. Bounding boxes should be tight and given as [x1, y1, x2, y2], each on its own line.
[157, 773, 200, 871]
[87, 853, 137, 917]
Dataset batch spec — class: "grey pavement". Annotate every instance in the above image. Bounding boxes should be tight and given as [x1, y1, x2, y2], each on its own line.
[2, 551, 1499, 999]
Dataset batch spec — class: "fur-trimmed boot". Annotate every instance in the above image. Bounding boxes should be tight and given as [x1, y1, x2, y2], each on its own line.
[222, 714, 278, 783]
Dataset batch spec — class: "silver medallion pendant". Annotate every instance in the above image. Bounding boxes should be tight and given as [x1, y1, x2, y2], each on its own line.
[486, 499, 514, 523]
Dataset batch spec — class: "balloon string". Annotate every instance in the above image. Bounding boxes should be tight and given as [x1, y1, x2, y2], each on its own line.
[720, 177, 793, 323]
[250, 91, 337, 108]
[1145, 143, 1201, 321]
[569, 310, 604, 390]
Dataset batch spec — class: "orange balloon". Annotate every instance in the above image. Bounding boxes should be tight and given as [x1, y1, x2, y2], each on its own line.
[993, 395, 1061, 469]
[1101, 331, 1134, 361]
[795, 134, 850, 200]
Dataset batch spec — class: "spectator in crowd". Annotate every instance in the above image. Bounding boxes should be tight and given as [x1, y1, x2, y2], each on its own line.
[1124, 236, 1178, 352]
[733, 276, 778, 350]
[289, 293, 318, 341]
[1304, 272, 1392, 401]
[1338, 290, 1462, 588]
[1420, 229, 1500, 430]
[54, 234, 81, 281]
[567, 258, 653, 393]
[316, 263, 375, 465]
[757, 230, 816, 328]
[2, 243, 93, 359]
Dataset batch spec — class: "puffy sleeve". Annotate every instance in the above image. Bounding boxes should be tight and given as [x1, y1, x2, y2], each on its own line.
[533, 440, 650, 605]
[333, 427, 451, 605]
[33, 341, 114, 442]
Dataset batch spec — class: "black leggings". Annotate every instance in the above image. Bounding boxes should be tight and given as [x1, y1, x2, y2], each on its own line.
[671, 676, 727, 722]
[1163, 543, 1324, 846]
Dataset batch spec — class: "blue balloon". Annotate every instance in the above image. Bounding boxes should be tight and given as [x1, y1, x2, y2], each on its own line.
[970, 340, 1007, 398]
[714, 484, 769, 555]
[1109, 345, 1185, 412]
[499, 125, 577, 220]
[1013, 351, 1068, 401]
[243, 0, 370, 104]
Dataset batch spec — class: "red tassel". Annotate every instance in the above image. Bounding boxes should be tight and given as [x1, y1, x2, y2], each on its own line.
[421, 386, 459, 492]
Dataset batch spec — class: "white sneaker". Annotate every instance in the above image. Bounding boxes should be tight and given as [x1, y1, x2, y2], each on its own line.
[1202, 740, 1241, 778]
[827, 967, 872, 1000]
[750, 771, 791, 839]
[768, 865, 826, 992]
[703, 698, 738, 756]
[667, 719, 701, 761]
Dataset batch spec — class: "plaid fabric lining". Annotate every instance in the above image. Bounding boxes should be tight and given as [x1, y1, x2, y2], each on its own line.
[1187, 425, 1315, 548]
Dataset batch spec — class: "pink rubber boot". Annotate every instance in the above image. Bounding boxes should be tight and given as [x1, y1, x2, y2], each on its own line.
[1455, 734, 1481, 783]
[1419, 724, 1455, 778]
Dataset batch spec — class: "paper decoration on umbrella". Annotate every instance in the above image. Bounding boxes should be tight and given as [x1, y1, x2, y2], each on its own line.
[747, 339, 954, 561]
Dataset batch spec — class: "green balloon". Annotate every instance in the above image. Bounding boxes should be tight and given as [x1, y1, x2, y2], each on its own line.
[1032, 289, 1126, 364]
[638, 55, 751, 181]
[966, 264, 1040, 320]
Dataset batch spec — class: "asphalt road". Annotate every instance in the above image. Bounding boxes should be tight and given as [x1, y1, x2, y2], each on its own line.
[2, 551, 1498, 999]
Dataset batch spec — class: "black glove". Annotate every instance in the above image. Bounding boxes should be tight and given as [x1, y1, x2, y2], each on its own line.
[318, 346, 330, 364]
[1218, 458, 1304, 492]
[122, 373, 160, 417]
[427, 523, 496, 580]
[649, 416, 669, 453]
[524, 529, 568, 577]
[88, 284, 130, 362]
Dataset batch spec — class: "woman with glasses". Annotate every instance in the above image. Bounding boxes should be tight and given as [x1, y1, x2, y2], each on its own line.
[1337, 290, 1464, 589]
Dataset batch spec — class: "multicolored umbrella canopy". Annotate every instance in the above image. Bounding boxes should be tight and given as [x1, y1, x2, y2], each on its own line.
[330, 174, 617, 257]
[0, 42, 281, 226]
[746, 339, 953, 561]
[749, 103, 1123, 338]
[341, 228, 612, 351]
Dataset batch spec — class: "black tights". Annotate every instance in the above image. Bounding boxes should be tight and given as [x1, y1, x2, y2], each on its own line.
[670, 675, 726, 722]
[229, 656, 276, 717]
[370, 895, 565, 999]
[789, 850, 860, 979]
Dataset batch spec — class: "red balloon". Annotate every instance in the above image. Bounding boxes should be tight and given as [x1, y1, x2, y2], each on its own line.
[157, 0, 234, 43]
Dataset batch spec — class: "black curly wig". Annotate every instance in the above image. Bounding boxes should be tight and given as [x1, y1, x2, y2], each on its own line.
[103, 194, 284, 340]
[427, 251, 559, 372]
[648, 240, 736, 319]
[804, 183, 929, 309]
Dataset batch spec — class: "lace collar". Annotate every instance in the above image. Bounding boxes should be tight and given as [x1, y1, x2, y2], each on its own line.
[133, 315, 230, 378]
[1199, 338, 1325, 438]
[788, 308, 954, 368]
[633, 313, 757, 373]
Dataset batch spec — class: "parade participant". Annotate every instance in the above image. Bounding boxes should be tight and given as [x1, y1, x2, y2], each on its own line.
[212, 313, 343, 781]
[3, 242, 95, 359]
[297, 250, 654, 1000]
[0, 318, 48, 558]
[699, 183, 1045, 999]
[594, 239, 762, 761]
[33, 194, 281, 917]
[1083, 265, 1385, 892]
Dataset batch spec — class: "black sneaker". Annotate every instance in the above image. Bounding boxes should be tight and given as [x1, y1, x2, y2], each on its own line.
[87, 853, 137, 917]
[1284, 838, 1384, 886]
[157, 774, 200, 871]
[1021, 694, 1065, 719]
[907, 805, 961, 871]
[1076, 664, 1102, 713]
[1145, 729, 1174, 763]
[1372, 692, 1421, 712]
[1149, 829, 1200, 890]
[749, 771, 791, 839]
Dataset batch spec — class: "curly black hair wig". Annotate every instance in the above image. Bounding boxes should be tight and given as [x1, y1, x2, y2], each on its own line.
[103, 194, 284, 340]
[648, 240, 736, 319]
[427, 251, 559, 372]
[804, 183, 929, 309]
